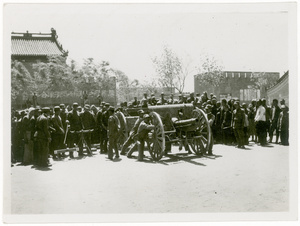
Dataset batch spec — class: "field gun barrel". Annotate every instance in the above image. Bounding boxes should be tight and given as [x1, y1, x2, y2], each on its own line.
[172, 118, 198, 128]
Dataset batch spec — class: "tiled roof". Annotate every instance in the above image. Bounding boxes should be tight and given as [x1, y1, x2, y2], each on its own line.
[12, 38, 64, 56]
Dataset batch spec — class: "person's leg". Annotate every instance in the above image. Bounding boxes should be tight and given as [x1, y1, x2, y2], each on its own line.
[121, 136, 134, 155]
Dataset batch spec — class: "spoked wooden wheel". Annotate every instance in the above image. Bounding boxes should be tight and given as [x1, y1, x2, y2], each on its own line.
[189, 108, 212, 155]
[115, 111, 128, 149]
[147, 112, 165, 161]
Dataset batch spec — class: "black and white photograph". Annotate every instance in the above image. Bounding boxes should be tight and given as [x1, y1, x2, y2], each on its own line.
[2, 1, 298, 224]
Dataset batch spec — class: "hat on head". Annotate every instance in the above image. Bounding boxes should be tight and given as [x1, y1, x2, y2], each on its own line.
[54, 106, 60, 111]
[73, 102, 78, 107]
[138, 110, 144, 114]
[281, 105, 286, 109]
[108, 106, 115, 112]
[151, 93, 155, 96]
[42, 107, 50, 112]
[205, 104, 212, 109]
[105, 103, 110, 107]
[59, 104, 65, 108]
[143, 114, 150, 119]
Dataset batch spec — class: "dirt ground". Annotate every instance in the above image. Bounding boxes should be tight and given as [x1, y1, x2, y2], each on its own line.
[10, 142, 289, 214]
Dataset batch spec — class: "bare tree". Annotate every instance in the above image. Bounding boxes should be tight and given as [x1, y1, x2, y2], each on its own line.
[195, 55, 224, 93]
[152, 46, 189, 93]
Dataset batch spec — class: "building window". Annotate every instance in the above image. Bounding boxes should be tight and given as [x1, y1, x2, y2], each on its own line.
[240, 89, 260, 101]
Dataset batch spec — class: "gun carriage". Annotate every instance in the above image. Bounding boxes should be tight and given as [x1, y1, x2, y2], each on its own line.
[116, 103, 213, 161]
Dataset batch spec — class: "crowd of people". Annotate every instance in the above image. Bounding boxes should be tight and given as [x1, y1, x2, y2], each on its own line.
[11, 91, 289, 168]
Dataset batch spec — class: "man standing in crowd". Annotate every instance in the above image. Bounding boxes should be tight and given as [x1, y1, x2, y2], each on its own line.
[51, 106, 65, 159]
[269, 99, 281, 143]
[81, 104, 95, 156]
[121, 110, 144, 156]
[255, 99, 267, 146]
[140, 93, 149, 108]
[221, 104, 233, 145]
[205, 104, 215, 155]
[67, 103, 83, 158]
[158, 92, 168, 105]
[278, 105, 289, 145]
[107, 107, 120, 160]
[96, 102, 105, 153]
[132, 97, 140, 107]
[31, 108, 41, 165]
[232, 101, 245, 149]
[187, 92, 195, 103]
[34, 107, 51, 167]
[101, 103, 111, 154]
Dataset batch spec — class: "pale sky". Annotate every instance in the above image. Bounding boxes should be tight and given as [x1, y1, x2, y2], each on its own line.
[5, 3, 289, 92]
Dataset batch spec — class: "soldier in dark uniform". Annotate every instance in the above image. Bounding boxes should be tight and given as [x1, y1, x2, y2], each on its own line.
[107, 107, 120, 160]
[158, 92, 168, 105]
[140, 93, 149, 108]
[135, 114, 155, 161]
[67, 103, 83, 157]
[205, 104, 215, 155]
[187, 92, 195, 103]
[132, 97, 140, 108]
[34, 107, 51, 167]
[149, 94, 157, 106]
[121, 110, 144, 156]
[81, 104, 95, 155]
[232, 101, 245, 149]
[51, 106, 65, 158]
[59, 104, 68, 131]
[100, 103, 111, 154]
[168, 94, 175, 104]
[96, 102, 105, 153]
[221, 104, 233, 145]
[31, 108, 41, 164]
[269, 99, 281, 143]
[278, 105, 289, 145]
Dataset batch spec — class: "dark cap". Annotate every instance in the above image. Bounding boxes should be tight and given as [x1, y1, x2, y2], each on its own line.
[108, 106, 115, 112]
[205, 104, 212, 109]
[54, 106, 60, 111]
[59, 104, 65, 108]
[105, 103, 110, 107]
[73, 102, 79, 107]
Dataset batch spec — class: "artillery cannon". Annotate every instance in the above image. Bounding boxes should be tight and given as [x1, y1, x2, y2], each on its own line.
[116, 103, 213, 161]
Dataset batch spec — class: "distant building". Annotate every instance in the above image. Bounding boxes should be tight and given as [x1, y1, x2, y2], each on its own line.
[266, 71, 289, 106]
[11, 28, 68, 74]
[194, 71, 280, 104]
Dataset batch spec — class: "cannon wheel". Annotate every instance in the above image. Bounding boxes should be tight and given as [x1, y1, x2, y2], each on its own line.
[115, 111, 128, 149]
[189, 108, 212, 155]
[148, 111, 165, 161]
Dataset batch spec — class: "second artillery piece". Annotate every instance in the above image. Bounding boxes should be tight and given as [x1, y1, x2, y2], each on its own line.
[115, 103, 213, 161]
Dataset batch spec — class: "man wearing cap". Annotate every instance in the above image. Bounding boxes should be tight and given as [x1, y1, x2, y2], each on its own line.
[168, 94, 176, 104]
[34, 107, 52, 167]
[100, 103, 111, 154]
[269, 99, 281, 143]
[132, 97, 140, 108]
[140, 93, 149, 108]
[158, 92, 168, 105]
[205, 104, 215, 154]
[59, 104, 68, 131]
[149, 94, 157, 106]
[67, 103, 83, 158]
[232, 101, 246, 149]
[187, 93, 195, 103]
[107, 107, 121, 160]
[51, 106, 65, 158]
[134, 114, 155, 161]
[81, 104, 95, 155]
[96, 103, 105, 153]
[121, 110, 145, 156]
[278, 105, 289, 145]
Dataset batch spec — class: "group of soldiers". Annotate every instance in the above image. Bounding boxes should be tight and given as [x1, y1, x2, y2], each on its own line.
[11, 102, 127, 167]
[184, 92, 289, 149]
[11, 90, 289, 167]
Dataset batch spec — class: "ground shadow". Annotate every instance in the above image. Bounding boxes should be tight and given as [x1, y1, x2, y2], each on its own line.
[161, 153, 207, 166]
[32, 166, 52, 171]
